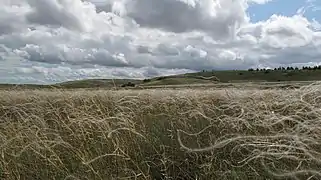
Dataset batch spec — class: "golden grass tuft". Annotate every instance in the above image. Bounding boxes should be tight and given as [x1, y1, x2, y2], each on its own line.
[0, 83, 321, 179]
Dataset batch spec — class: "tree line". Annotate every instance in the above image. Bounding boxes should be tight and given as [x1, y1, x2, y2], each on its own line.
[248, 65, 321, 72]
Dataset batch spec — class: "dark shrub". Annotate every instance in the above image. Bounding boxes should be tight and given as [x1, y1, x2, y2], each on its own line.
[121, 82, 135, 87]
[143, 79, 151, 83]
[157, 77, 166, 81]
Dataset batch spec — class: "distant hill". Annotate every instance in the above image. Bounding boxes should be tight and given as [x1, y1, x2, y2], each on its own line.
[0, 79, 141, 89]
[56, 79, 142, 88]
[2, 69, 321, 89]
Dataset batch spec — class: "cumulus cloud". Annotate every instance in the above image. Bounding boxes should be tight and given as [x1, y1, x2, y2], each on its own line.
[26, 0, 92, 31]
[96, 0, 249, 40]
[0, 0, 320, 83]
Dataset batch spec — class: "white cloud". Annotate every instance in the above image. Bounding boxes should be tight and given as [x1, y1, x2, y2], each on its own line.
[247, 0, 273, 5]
[96, 0, 249, 40]
[0, 0, 320, 83]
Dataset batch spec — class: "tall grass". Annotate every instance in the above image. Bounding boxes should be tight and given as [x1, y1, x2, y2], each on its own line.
[0, 84, 321, 179]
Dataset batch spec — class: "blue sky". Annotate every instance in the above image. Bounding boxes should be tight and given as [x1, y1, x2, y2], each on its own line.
[248, 0, 321, 22]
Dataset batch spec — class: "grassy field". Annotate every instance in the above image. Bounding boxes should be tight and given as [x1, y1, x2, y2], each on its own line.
[1, 82, 321, 179]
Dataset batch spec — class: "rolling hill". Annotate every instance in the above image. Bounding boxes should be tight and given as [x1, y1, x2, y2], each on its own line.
[2, 69, 321, 89]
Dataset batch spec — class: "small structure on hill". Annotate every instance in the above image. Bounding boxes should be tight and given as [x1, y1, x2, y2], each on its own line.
[121, 82, 135, 87]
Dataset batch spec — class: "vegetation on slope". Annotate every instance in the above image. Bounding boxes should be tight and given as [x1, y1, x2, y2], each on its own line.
[1, 85, 321, 179]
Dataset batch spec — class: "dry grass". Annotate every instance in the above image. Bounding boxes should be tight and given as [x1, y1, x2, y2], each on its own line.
[0, 83, 321, 180]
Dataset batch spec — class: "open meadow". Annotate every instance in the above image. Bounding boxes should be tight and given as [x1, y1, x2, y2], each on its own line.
[1, 82, 321, 179]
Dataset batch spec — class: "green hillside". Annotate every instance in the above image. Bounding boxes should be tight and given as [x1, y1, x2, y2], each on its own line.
[184, 69, 321, 82]
[2, 68, 321, 89]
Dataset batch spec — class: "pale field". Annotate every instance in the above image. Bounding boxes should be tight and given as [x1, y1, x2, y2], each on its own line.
[1, 82, 321, 179]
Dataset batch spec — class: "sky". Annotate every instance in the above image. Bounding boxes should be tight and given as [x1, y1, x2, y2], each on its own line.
[1, 0, 321, 84]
